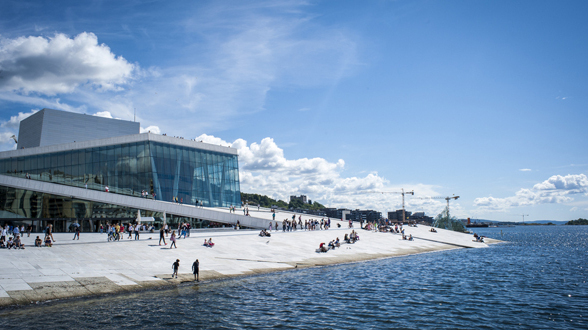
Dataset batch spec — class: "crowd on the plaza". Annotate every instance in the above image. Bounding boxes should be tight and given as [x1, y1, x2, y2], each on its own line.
[263, 216, 334, 232]
[0, 224, 29, 249]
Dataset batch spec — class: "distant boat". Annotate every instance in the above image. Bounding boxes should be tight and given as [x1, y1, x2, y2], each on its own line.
[466, 223, 488, 228]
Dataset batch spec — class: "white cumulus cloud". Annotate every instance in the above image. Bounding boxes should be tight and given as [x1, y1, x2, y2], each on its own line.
[0, 32, 135, 95]
[140, 126, 161, 134]
[474, 174, 588, 211]
[0, 110, 38, 128]
[196, 134, 445, 216]
[93, 111, 113, 119]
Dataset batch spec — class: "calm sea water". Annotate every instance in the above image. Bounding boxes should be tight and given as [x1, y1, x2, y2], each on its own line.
[1, 226, 586, 329]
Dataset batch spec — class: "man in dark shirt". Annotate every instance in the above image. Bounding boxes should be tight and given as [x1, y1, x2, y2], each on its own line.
[192, 259, 199, 282]
[159, 227, 166, 246]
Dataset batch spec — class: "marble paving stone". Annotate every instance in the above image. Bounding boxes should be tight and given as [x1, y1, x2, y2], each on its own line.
[105, 274, 138, 286]
[22, 275, 74, 283]
[0, 279, 33, 291]
[38, 268, 68, 276]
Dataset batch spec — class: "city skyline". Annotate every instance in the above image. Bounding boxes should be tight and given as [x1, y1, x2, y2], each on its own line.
[0, 0, 586, 221]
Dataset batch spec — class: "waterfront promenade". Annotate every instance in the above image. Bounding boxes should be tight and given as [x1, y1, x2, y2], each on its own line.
[0, 223, 498, 307]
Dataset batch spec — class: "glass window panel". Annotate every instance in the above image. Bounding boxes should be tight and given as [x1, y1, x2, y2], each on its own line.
[92, 162, 100, 176]
[17, 157, 24, 171]
[43, 154, 50, 168]
[24, 157, 31, 171]
[72, 151, 79, 165]
[122, 144, 129, 158]
[71, 165, 78, 177]
[130, 157, 137, 174]
[160, 144, 167, 159]
[54, 167, 64, 183]
[79, 150, 85, 165]
[137, 143, 145, 158]
[57, 152, 64, 167]
[129, 144, 137, 159]
[99, 147, 107, 163]
[85, 150, 93, 164]
[64, 151, 72, 166]
[34, 155, 41, 169]
[107, 146, 115, 161]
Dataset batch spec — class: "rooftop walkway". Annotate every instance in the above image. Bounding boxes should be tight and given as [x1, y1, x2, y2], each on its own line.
[0, 175, 341, 229]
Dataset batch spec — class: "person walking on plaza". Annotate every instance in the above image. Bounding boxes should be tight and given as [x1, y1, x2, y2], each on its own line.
[172, 259, 180, 279]
[192, 259, 199, 282]
[159, 227, 167, 246]
[47, 224, 56, 242]
[72, 223, 80, 240]
[170, 230, 177, 249]
[134, 225, 140, 240]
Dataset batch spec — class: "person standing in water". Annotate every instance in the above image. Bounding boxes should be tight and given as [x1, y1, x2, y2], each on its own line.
[192, 259, 199, 282]
[172, 259, 180, 279]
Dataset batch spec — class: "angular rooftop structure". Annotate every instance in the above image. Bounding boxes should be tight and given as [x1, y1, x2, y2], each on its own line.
[17, 108, 140, 149]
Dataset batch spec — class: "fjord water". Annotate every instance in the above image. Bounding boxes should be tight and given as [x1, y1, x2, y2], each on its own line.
[1, 226, 586, 329]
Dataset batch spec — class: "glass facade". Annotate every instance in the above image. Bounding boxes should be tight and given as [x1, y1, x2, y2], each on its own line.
[0, 141, 241, 207]
[0, 186, 233, 232]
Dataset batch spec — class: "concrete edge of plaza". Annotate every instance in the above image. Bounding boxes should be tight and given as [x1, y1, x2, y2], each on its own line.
[0, 174, 269, 229]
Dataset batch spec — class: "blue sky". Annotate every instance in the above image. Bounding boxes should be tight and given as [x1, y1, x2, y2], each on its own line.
[0, 0, 587, 221]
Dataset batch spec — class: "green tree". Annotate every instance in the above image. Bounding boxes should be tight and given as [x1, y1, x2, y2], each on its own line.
[433, 207, 467, 233]
[566, 218, 588, 225]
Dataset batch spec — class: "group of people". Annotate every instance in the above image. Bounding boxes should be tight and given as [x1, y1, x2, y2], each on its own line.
[106, 222, 143, 242]
[140, 190, 155, 199]
[402, 233, 414, 241]
[259, 229, 271, 237]
[318, 234, 347, 252]
[1, 223, 57, 249]
[0, 236, 25, 249]
[157, 222, 191, 247]
[203, 238, 214, 247]
[171, 258, 200, 282]
[344, 230, 360, 244]
[266, 217, 332, 232]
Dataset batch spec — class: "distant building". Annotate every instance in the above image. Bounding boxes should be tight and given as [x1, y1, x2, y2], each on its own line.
[290, 195, 308, 203]
[323, 208, 350, 220]
[388, 210, 411, 222]
[388, 209, 433, 224]
[348, 209, 381, 223]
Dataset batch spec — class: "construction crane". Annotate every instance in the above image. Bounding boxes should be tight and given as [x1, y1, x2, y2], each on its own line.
[362, 189, 414, 222]
[419, 195, 460, 214]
